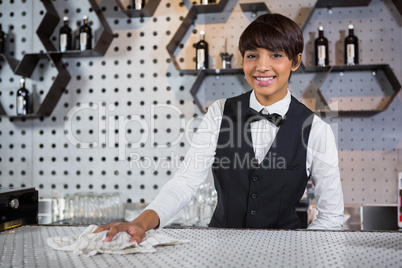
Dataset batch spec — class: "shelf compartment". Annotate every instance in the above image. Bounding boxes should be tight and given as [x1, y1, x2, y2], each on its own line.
[166, 0, 228, 70]
[1, 52, 71, 119]
[300, 0, 401, 115]
[37, 0, 114, 56]
[316, 64, 401, 115]
[189, 68, 244, 113]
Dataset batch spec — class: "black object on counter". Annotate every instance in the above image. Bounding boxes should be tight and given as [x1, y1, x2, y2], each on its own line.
[0, 187, 38, 231]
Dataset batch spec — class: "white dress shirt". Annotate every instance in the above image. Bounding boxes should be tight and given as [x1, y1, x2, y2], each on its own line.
[145, 90, 344, 230]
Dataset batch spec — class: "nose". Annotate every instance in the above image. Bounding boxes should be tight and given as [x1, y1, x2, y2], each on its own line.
[256, 57, 271, 72]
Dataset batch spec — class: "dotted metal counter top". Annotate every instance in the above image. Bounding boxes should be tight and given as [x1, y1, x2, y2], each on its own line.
[1, 225, 401, 267]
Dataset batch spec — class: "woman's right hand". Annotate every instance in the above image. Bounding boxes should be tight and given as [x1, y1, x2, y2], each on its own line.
[94, 221, 147, 243]
[93, 209, 160, 243]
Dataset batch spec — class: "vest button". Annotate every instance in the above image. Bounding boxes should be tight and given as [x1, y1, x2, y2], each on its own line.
[251, 194, 257, 199]
[252, 177, 259, 182]
[250, 210, 256, 215]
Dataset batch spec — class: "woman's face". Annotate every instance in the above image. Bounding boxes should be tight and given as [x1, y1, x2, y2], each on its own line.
[243, 47, 301, 106]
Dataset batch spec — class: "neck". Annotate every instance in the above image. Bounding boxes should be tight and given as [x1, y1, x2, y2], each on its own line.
[255, 89, 287, 106]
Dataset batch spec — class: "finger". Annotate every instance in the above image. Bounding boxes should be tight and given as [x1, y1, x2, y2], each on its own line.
[129, 232, 144, 244]
[104, 223, 126, 242]
[93, 222, 115, 233]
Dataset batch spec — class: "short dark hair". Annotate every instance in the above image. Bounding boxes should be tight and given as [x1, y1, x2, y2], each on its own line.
[239, 13, 304, 65]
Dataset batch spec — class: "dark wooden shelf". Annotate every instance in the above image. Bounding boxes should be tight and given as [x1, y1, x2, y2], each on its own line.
[0, 0, 113, 118]
[180, 68, 244, 75]
[315, 0, 371, 8]
[113, 0, 161, 18]
[46, 50, 106, 57]
[192, 1, 229, 13]
[239, 2, 270, 13]
[392, 0, 402, 15]
[315, 64, 401, 114]
[8, 114, 45, 120]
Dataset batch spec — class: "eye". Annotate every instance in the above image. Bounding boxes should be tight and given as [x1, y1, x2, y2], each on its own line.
[272, 53, 283, 58]
[246, 53, 256, 59]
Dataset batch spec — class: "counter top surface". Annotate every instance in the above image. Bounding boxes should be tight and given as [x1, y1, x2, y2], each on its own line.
[1, 225, 402, 267]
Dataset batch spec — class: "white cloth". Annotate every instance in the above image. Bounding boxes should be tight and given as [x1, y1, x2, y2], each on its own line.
[145, 90, 344, 230]
[47, 225, 188, 256]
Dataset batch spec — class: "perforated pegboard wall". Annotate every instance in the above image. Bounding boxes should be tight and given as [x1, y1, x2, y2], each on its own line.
[0, 0, 401, 209]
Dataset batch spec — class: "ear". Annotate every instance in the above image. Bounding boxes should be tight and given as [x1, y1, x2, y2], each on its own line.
[291, 53, 302, 71]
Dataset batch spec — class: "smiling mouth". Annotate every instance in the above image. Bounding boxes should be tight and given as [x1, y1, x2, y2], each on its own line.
[255, 76, 275, 81]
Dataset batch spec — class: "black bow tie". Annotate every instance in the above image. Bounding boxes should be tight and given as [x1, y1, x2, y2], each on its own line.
[245, 108, 283, 127]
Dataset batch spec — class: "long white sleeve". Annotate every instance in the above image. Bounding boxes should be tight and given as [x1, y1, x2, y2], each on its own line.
[307, 116, 344, 230]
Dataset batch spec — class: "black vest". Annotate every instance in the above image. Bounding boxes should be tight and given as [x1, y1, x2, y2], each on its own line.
[209, 91, 314, 229]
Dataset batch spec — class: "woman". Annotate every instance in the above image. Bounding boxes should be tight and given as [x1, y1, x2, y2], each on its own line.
[95, 13, 344, 243]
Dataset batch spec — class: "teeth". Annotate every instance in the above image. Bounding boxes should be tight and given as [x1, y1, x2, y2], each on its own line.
[256, 77, 274, 81]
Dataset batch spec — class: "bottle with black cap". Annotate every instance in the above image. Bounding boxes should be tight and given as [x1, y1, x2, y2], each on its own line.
[79, 15, 92, 51]
[195, 31, 209, 70]
[315, 26, 329, 67]
[344, 24, 359, 66]
[16, 78, 30, 115]
[59, 16, 72, 52]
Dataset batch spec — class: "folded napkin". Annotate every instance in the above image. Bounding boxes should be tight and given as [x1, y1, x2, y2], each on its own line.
[47, 225, 188, 256]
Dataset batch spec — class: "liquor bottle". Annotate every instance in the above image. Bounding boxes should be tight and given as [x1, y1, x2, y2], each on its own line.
[79, 15, 92, 51]
[200, 0, 216, 4]
[196, 31, 208, 70]
[133, 0, 145, 10]
[220, 39, 233, 69]
[344, 24, 359, 66]
[16, 78, 30, 115]
[59, 16, 72, 52]
[314, 26, 329, 67]
[0, 24, 5, 54]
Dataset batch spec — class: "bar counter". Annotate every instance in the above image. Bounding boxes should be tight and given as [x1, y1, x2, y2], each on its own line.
[1, 225, 401, 267]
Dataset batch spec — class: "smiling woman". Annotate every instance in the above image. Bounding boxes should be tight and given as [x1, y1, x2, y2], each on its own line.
[96, 13, 344, 243]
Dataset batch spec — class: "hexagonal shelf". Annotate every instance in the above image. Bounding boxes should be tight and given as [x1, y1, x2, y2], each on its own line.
[43, 0, 114, 57]
[166, 0, 229, 70]
[316, 64, 401, 115]
[302, 0, 401, 114]
[0, 0, 114, 119]
[170, 1, 271, 113]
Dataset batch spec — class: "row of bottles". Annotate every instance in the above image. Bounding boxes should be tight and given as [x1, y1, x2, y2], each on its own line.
[59, 16, 92, 52]
[194, 25, 358, 71]
[0, 18, 92, 55]
[195, 31, 233, 70]
[315, 24, 359, 67]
